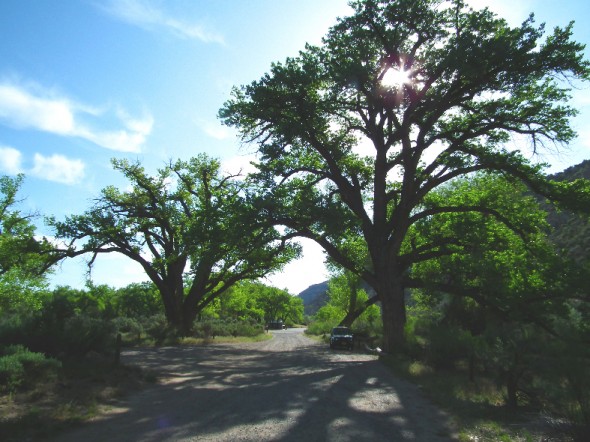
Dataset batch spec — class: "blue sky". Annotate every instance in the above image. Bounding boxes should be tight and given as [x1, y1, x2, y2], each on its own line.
[1, 0, 589, 294]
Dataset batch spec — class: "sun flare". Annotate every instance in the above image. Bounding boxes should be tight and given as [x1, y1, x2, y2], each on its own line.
[381, 67, 411, 89]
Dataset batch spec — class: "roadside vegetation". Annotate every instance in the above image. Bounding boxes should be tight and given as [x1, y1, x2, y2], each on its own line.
[304, 168, 590, 441]
[0, 267, 302, 441]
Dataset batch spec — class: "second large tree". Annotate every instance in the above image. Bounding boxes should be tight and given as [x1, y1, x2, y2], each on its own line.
[51, 155, 297, 334]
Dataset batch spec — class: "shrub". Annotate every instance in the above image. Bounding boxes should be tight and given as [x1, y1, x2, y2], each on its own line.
[423, 323, 471, 370]
[142, 314, 177, 344]
[112, 317, 144, 343]
[235, 321, 264, 337]
[0, 345, 61, 393]
[305, 320, 335, 336]
[62, 315, 115, 357]
[192, 319, 264, 338]
[0, 353, 25, 392]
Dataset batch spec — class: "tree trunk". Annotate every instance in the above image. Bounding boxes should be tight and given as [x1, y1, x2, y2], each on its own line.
[181, 302, 199, 336]
[159, 285, 185, 334]
[378, 274, 407, 353]
[340, 308, 364, 328]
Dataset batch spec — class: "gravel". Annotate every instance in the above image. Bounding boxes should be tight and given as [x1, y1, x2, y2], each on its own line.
[52, 328, 456, 441]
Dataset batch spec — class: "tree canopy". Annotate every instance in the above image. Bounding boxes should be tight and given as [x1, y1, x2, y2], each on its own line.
[50, 155, 298, 334]
[220, 0, 590, 351]
[0, 174, 55, 312]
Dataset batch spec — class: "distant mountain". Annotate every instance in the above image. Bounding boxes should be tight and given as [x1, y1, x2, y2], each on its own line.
[546, 160, 590, 263]
[550, 159, 590, 181]
[297, 281, 329, 316]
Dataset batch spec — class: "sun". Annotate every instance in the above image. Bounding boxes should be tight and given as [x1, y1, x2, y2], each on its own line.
[381, 67, 411, 89]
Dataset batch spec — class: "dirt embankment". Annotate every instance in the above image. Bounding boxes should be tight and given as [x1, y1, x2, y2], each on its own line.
[52, 329, 456, 441]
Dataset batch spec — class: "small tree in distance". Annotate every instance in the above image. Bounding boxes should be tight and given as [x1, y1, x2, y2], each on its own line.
[220, 0, 590, 352]
[50, 155, 298, 335]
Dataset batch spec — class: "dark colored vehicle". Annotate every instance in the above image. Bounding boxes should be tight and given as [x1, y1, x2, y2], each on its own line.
[330, 326, 353, 350]
[267, 320, 286, 330]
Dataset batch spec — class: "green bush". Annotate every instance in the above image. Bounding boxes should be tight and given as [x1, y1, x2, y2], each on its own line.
[192, 319, 264, 338]
[112, 316, 144, 343]
[0, 345, 61, 393]
[423, 323, 471, 370]
[62, 315, 115, 356]
[235, 321, 264, 337]
[142, 314, 177, 344]
[305, 320, 337, 336]
[0, 353, 25, 392]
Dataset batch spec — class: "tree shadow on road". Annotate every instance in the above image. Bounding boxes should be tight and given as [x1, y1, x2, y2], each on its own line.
[51, 339, 455, 441]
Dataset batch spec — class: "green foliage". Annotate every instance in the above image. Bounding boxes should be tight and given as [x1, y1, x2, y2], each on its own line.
[0, 352, 24, 392]
[307, 269, 382, 339]
[112, 282, 162, 318]
[0, 345, 61, 393]
[546, 160, 590, 265]
[207, 281, 304, 326]
[141, 313, 176, 344]
[62, 315, 115, 357]
[219, 282, 265, 322]
[192, 319, 264, 339]
[305, 320, 335, 336]
[0, 287, 119, 358]
[0, 175, 56, 314]
[112, 317, 144, 343]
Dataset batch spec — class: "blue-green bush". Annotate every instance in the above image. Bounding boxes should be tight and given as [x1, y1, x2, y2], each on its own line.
[0, 345, 61, 393]
[62, 315, 115, 356]
[112, 316, 144, 343]
[192, 319, 264, 338]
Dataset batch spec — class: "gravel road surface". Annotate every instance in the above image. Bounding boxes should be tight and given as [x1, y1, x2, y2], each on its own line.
[52, 329, 456, 441]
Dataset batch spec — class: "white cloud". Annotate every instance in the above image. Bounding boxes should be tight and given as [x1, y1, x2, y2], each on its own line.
[0, 146, 23, 174]
[30, 153, 85, 184]
[221, 154, 258, 177]
[100, 0, 225, 44]
[0, 80, 153, 153]
[200, 119, 233, 140]
[0, 144, 85, 185]
[0, 84, 75, 135]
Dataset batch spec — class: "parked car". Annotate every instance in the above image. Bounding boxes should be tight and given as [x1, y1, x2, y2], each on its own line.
[330, 326, 353, 350]
[267, 320, 286, 330]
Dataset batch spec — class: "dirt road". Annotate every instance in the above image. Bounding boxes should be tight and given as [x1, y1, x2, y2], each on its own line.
[53, 329, 456, 441]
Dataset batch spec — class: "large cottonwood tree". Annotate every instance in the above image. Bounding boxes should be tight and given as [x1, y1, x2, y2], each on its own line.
[220, 0, 590, 351]
[51, 155, 298, 334]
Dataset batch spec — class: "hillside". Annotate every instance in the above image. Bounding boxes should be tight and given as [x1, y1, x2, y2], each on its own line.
[297, 281, 329, 316]
[546, 160, 590, 263]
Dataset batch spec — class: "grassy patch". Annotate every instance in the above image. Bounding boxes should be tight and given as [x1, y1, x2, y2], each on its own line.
[178, 333, 273, 346]
[380, 354, 572, 441]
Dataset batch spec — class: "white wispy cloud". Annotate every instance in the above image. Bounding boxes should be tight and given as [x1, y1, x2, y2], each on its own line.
[0, 83, 75, 135]
[199, 119, 233, 140]
[0, 145, 85, 185]
[31, 153, 85, 185]
[100, 0, 224, 44]
[0, 80, 153, 153]
[221, 154, 258, 177]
